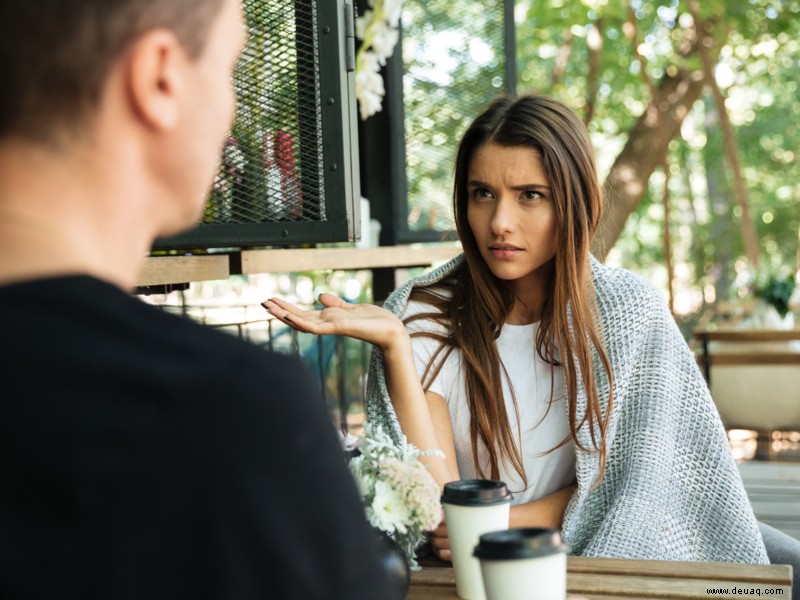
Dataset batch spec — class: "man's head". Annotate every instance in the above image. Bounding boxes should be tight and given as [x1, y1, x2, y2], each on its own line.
[0, 0, 227, 143]
[0, 0, 246, 238]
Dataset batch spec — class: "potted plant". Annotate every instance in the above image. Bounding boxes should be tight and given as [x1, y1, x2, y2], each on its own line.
[750, 269, 797, 329]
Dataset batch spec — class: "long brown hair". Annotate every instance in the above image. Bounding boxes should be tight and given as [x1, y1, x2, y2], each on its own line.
[406, 94, 613, 486]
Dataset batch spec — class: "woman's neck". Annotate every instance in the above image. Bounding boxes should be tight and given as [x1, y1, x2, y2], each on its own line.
[505, 298, 543, 325]
[504, 268, 553, 325]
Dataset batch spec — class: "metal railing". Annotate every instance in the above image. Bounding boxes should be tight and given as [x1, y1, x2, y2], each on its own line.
[155, 303, 370, 434]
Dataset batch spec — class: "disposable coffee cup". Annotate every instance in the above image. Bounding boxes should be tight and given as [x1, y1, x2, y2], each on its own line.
[473, 528, 568, 600]
[441, 480, 513, 600]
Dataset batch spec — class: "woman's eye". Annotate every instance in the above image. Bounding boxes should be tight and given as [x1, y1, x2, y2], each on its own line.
[522, 190, 543, 201]
[471, 188, 493, 201]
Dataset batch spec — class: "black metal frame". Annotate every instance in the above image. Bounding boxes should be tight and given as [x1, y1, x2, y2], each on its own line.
[359, 0, 517, 248]
[154, 0, 360, 251]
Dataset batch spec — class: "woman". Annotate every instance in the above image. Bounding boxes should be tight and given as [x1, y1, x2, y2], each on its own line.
[263, 94, 768, 566]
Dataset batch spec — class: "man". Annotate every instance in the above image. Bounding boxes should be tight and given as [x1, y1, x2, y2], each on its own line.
[0, 0, 398, 598]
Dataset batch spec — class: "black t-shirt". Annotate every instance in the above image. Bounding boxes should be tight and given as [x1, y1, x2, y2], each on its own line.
[0, 276, 398, 599]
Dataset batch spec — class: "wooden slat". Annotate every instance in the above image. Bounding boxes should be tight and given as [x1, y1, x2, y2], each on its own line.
[739, 461, 800, 483]
[415, 556, 791, 585]
[705, 353, 800, 365]
[409, 558, 792, 599]
[567, 557, 790, 585]
[407, 586, 594, 600]
[569, 572, 790, 599]
[406, 586, 457, 600]
[241, 245, 462, 274]
[138, 245, 462, 285]
[138, 255, 229, 286]
[739, 461, 800, 544]
[694, 330, 800, 342]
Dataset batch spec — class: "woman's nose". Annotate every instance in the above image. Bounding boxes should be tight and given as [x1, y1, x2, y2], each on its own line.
[490, 198, 514, 234]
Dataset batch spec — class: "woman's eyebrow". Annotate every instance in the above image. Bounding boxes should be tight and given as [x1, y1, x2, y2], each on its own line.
[467, 179, 551, 191]
[512, 183, 551, 191]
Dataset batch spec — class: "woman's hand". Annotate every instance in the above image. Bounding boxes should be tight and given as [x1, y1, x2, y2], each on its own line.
[509, 483, 577, 529]
[262, 293, 406, 352]
[431, 481, 576, 563]
[430, 516, 452, 562]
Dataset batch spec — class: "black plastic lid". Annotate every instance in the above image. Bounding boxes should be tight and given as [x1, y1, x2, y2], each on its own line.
[473, 528, 568, 560]
[441, 480, 513, 506]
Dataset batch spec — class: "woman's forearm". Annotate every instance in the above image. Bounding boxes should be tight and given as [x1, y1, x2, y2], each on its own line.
[381, 335, 459, 486]
[509, 484, 577, 529]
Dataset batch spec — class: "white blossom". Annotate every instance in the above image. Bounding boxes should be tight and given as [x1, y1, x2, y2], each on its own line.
[368, 481, 410, 535]
[371, 28, 399, 64]
[354, 0, 404, 120]
[355, 51, 386, 120]
[383, 0, 403, 29]
[355, 9, 372, 40]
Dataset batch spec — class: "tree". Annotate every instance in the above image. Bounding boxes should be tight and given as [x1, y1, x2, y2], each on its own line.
[516, 0, 800, 322]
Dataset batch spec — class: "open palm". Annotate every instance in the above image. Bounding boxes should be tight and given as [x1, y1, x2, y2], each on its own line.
[262, 293, 404, 351]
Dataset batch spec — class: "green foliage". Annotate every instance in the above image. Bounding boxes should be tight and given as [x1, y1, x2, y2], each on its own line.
[752, 272, 797, 317]
[514, 0, 800, 324]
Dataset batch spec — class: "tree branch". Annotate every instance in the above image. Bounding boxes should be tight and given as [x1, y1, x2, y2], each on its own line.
[551, 29, 574, 87]
[584, 19, 603, 126]
[624, 2, 659, 101]
[591, 68, 705, 259]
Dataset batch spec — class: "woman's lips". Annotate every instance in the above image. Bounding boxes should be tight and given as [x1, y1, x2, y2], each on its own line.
[489, 245, 523, 259]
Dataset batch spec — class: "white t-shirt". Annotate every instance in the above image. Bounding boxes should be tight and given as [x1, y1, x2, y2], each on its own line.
[403, 300, 576, 505]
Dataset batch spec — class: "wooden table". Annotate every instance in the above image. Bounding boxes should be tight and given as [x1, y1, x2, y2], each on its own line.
[409, 556, 792, 599]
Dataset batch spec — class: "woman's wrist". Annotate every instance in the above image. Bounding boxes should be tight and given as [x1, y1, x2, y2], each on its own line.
[379, 322, 412, 357]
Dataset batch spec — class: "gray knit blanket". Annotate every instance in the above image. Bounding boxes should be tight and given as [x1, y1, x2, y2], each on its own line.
[365, 254, 768, 563]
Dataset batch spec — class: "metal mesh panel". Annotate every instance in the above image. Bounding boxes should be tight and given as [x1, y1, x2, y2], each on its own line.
[203, 0, 326, 225]
[402, 0, 507, 233]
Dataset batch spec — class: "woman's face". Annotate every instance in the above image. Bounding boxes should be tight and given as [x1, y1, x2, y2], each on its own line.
[466, 143, 559, 298]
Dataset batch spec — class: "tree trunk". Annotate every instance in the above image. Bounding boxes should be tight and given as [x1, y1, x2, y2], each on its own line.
[591, 68, 705, 259]
[551, 29, 574, 87]
[689, 1, 760, 268]
[584, 19, 603, 126]
[662, 160, 675, 314]
[704, 96, 736, 307]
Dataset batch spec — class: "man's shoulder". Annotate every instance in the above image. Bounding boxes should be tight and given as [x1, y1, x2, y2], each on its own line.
[1, 274, 311, 405]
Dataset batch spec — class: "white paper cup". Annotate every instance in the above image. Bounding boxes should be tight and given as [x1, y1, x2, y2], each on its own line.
[474, 528, 568, 600]
[441, 480, 512, 600]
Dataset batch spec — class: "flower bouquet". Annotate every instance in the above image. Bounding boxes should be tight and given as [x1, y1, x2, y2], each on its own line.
[346, 423, 443, 570]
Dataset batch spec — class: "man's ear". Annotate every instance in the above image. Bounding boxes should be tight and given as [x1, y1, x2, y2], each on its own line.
[125, 30, 187, 132]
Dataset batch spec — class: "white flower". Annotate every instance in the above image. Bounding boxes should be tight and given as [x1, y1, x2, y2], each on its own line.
[383, 0, 403, 28]
[371, 28, 399, 64]
[355, 9, 372, 40]
[355, 52, 386, 120]
[354, 0, 405, 120]
[357, 90, 384, 120]
[355, 55, 385, 94]
[369, 480, 410, 535]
